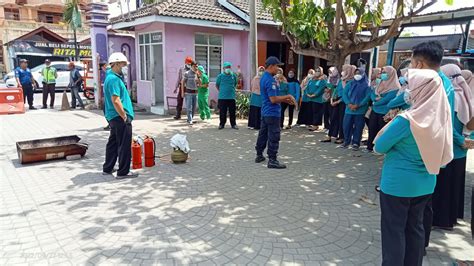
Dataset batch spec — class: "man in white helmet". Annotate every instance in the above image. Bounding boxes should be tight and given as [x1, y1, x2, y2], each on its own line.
[102, 52, 138, 179]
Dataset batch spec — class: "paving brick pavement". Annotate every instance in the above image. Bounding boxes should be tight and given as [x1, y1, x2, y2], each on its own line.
[0, 95, 472, 265]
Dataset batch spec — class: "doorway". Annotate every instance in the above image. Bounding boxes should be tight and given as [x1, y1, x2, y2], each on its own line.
[152, 43, 164, 105]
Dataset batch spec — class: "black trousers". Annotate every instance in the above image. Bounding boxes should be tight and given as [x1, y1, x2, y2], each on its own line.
[323, 102, 332, 129]
[176, 90, 184, 118]
[248, 105, 261, 129]
[255, 116, 281, 160]
[432, 157, 467, 227]
[380, 192, 430, 266]
[218, 99, 236, 127]
[103, 116, 133, 176]
[22, 83, 34, 107]
[367, 112, 386, 150]
[328, 102, 345, 139]
[42, 83, 56, 107]
[280, 103, 295, 127]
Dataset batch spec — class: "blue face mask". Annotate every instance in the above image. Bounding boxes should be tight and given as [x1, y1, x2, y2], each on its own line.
[375, 78, 382, 85]
[380, 73, 389, 81]
[224, 68, 232, 75]
[399, 76, 407, 85]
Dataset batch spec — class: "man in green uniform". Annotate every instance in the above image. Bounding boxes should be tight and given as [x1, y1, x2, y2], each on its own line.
[41, 59, 57, 109]
[197, 65, 211, 120]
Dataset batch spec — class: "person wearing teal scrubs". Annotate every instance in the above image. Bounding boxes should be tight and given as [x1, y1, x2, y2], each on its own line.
[197, 65, 211, 120]
[216, 62, 238, 130]
[282, 69, 300, 129]
[248, 66, 265, 129]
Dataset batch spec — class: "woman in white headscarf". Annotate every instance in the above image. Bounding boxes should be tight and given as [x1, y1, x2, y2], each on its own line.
[461, 69, 474, 91]
[296, 69, 316, 126]
[432, 64, 474, 230]
[374, 69, 453, 266]
[365, 66, 400, 152]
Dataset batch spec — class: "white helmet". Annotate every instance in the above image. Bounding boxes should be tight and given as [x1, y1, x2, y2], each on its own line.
[108, 52, 129, 65]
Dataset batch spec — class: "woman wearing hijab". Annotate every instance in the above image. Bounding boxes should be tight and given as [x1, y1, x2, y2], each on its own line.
[370, 68, 382, 88]
[432, 64, 474, 230]
[461, 69, 474, 90]
[323, 64, 355, 144]
[321, 67, 341, 142]
[374, 69, 453, 266]
[197, 65, 211, 121]
[341, 67, 370, 150]
[282, 69, 300, 129]
[365, 66, 400, 152]
[248, 66, 265, 129]
[296, 69, 315, 126]
[307, 67, 328, 131]
[387, 68, 410, 113]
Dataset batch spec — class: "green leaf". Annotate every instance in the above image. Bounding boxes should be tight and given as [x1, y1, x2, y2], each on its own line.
[445, 0, 454, 5]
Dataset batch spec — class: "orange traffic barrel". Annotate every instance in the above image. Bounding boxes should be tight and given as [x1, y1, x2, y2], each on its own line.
[0, 88, 25, 115]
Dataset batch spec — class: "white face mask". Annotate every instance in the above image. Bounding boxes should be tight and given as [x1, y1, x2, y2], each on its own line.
[307, 74, 314, 79]
[288, 73, 295, 78]
[122, 66, 128, 76]
[403, 90, 412, 105]
[354, 74, 362, 81]
[258, 71, 264, 76]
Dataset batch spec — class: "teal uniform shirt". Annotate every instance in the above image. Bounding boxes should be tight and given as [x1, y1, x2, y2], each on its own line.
[288, 82, 300, 103]
[453, 114, 467, 159]
[334, 80, 352, 99]
[216, 73, 237, 100]
[374, 116, 435, 197]
[371, 90, 398, 115]
[278, 82, 289, 96]
[387, 92, 410, 110]
[250, 93, 262, 107]
[307, 79, 327, 103]
[342, 82, 370, 115]
[104, 71, 134, 121]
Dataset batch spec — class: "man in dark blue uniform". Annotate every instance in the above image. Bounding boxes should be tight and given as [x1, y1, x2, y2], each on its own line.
[15, 59, 37, 110]
[255, 57, 296, 169]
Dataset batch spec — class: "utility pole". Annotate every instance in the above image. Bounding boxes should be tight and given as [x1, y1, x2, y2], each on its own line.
[249, 0, 257, 79]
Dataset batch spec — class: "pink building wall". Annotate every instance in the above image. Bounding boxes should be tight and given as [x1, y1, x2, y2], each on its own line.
[132, 21, 284, 110]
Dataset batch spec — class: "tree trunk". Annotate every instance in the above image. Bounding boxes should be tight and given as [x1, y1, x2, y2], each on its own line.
[73, 28, 79, 62]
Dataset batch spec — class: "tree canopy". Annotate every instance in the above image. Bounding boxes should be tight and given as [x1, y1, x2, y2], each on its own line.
[262, 0, 451, 67]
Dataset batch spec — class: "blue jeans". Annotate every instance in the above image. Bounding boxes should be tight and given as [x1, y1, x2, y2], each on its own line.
[255, 116, 281, 160]
[185, 94, 197, 123]
[342, 114, 365, 146]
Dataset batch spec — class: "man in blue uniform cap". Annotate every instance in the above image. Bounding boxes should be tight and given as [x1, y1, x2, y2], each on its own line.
[255, 56, 296, 169]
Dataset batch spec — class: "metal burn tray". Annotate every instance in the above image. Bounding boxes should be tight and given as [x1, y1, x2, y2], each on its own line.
[16, 135, 88, 164]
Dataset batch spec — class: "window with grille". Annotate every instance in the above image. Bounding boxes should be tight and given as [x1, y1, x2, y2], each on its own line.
[4, 8, 20, 21]
[138, 32, 163, 81]
[194, 33, 223, 82]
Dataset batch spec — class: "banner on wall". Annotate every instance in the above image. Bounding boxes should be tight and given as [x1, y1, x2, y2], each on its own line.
[10, 41, 92, 58]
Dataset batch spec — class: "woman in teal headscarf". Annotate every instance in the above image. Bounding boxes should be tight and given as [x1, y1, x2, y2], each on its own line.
[197, 65, 211, 120]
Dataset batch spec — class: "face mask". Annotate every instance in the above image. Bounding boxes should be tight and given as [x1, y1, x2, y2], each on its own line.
[224, 68, 232, 74]
[258, 71, 264, 76]
[288, 73, 295, 78]
[354, 74, 362, 81]
[403, 90, 412, 105]
[399, 77, 407, 85]
[341, 71, 346, 77]
[376, 78, 382, 85]
[307, 74, 314, 79]
[185, 64, 191, 69]
[315, 72, 321, 77]
[380, 73, 389, 81]
[122, 66, 128, 76]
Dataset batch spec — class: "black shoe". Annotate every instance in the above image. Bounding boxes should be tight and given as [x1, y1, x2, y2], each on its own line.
[41, 106, 47, 109]
[375, 185, 381, 193]
[29, 106, 37, 110]
[102, 169, 117, 175]
[116, 172, 139, 179]
[268, 159, 287, 169]
[320, 138, 332, 143]
[173, 116, 181, 120]
[103, 125, 111, 131]
[232, 125, 239, 130]
[255, 155, 266, 163]
[218, 125, 224, 130]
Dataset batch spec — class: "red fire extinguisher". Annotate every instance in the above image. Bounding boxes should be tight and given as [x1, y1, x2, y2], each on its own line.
[132, 140, 142, 169]
[144, 136, 156, 167]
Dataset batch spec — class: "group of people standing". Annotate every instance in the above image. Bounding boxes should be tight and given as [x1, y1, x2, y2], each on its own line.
[248, 41, 474, 266]
[174, 57, 239, 129]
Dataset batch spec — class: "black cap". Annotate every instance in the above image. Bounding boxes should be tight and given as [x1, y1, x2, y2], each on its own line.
[265, 56, 284, 66]
[45, 59, 51, 63]
[19, 59, 28, 63]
